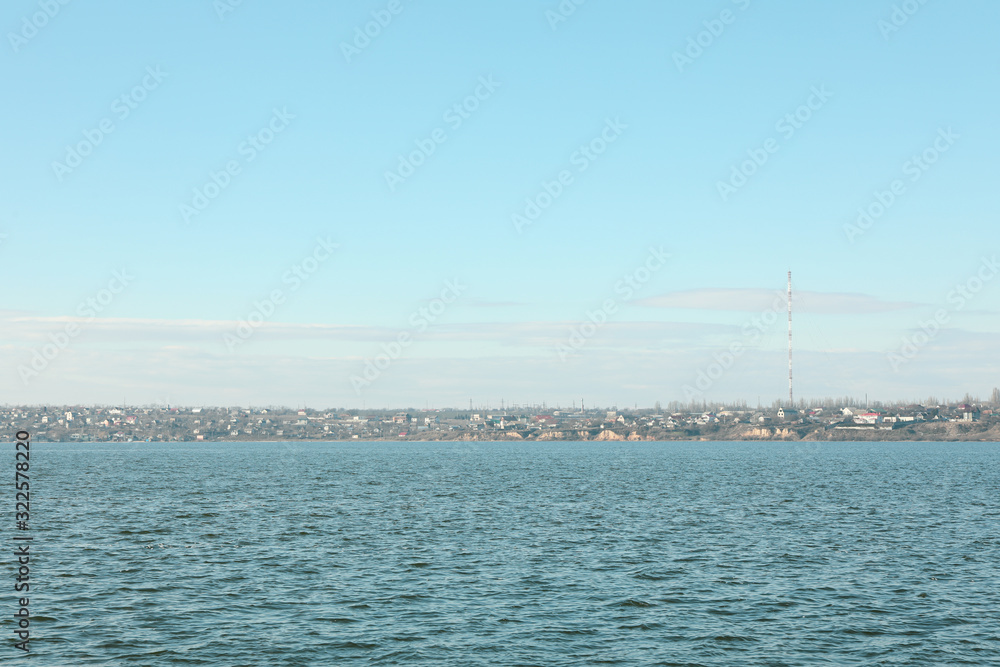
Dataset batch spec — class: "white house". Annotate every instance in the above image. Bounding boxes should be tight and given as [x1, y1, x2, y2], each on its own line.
[777, 407, 798, 420]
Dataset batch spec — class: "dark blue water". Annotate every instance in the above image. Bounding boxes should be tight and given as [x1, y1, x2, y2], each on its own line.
[6, 441, 999, 665]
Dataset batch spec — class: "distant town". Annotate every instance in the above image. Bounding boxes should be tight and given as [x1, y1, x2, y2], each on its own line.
[5, 393, 1000, 442]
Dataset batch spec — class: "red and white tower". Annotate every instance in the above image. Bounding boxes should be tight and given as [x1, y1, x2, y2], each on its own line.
[787, 270, 793, 407]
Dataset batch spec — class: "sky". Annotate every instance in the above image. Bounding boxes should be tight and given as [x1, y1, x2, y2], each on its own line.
[1, 0, 998, 409]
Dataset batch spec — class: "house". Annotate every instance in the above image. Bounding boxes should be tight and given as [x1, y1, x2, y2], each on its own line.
[854, 412, 882, 425]
[777, 407, 798, 420]
[958, 404, 980, 421]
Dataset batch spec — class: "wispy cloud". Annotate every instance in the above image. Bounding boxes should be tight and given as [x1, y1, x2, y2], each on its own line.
[637, 288, 921, 314]
[465, 299, 524, 308]
[1, 314, 722, 349]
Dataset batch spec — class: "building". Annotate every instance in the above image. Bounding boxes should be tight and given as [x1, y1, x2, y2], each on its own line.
[854, 412, 882, 425]
[958, 404, 980, 422]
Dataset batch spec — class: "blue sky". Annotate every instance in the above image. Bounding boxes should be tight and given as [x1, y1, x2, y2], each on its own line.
[2, 0, 998, 408]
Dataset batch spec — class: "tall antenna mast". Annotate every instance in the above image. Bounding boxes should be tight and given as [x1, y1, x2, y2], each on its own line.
[787, 270, 793, 407]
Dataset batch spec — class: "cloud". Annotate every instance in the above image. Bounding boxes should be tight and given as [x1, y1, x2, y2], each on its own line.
[465, 299, 524, 308]
[637, 288, 921, 314]
[0, 315, 382, 344]
[0, 314, 724, 348]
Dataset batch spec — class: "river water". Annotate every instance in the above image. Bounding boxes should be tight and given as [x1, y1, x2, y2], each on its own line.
[9, 440, 999, 665]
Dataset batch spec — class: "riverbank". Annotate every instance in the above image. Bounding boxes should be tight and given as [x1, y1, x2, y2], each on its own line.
[394, 421, 1000, 442]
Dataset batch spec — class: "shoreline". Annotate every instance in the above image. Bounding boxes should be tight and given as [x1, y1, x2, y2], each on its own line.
[30, 424, 1000, 444]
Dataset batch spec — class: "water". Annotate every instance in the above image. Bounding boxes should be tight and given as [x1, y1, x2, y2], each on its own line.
[7, 441, 999, 665]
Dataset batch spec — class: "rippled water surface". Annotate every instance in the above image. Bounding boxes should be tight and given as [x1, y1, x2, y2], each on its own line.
[8, 440, 1000, 665]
